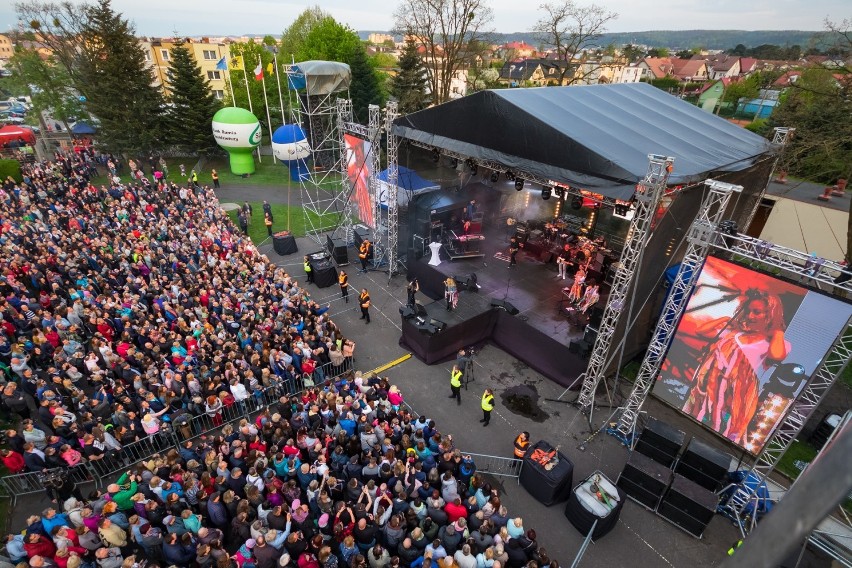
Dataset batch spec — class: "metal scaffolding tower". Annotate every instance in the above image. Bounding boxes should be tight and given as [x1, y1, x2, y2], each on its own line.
[286, 64, 351, 245]
[575, 155, 675, 425]
[384, 101, 400, 280]
[612, 180, 743, 442]
[368, 104, 382, 242]
[741, 126, 795, 233]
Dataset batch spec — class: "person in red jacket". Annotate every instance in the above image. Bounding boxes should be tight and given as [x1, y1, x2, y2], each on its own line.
[0, 448, 26, 473]
[444, 497, 468, 524]
[23, 533, 56, 560]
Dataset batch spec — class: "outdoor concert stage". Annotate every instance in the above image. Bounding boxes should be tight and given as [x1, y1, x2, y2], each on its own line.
[402, 222, 598, 388]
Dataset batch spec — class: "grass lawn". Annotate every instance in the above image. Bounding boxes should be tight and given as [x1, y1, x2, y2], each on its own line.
[91, 155, 343, 191]
[226, 202, 340, 242]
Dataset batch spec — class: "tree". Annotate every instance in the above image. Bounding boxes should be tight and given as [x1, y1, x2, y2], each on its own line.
[14, 0, 88, 85]
[295, 17, 362, 64]
[75, 0, 166, 154]
[770, 18, 851, 260]
[6, 48, 84, 131]
[164, 41, 222, 156]
[280, 6, 330, 60]
[531, 0, 617, 85]
[394, 0, 494, 105]
[390, 37, 430, 114]
[647, 47, 669, 58]
[621, 43, 644, 63]
[348, 44, 385, 123]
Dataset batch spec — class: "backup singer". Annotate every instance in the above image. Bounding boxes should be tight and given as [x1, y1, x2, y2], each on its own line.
[444, 277, 458, 311]
[569, 266, 586, 303]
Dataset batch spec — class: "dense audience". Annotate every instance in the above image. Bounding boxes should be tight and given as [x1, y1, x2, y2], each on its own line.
[0, 153, 558, 568]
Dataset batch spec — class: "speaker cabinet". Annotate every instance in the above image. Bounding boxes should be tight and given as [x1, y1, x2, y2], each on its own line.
[326, 235, 349, 265]
[617, 451, 673, 510]
[414, 303, 428, 319]
[675, 437, 731, 491]
[657, 474, 718, 538]
[399, 306, 415, 320]
[429, 319, 447, 331]
[354, 227, 372, 247]
[490, 299, 519, 315]
[634, 417, 685, 467]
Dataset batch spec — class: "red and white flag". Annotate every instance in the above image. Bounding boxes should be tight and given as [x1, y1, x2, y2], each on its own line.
[253, 62, 263, 81]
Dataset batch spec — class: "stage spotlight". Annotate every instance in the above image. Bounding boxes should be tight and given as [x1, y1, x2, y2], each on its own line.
[490, 171, 499, 183]
[466, 159, 478, 175]
[554, 187, 564, 199]
[541, 186, 551, 200]
[614, 203, 629, 216]
[718, 219, 739, 247]
[515, 179, 524, 191]
[571, 196, 583, 210]
[450, 158, 459, 169]
[506, 170, 515, 181]
[431, 148, 440, 163]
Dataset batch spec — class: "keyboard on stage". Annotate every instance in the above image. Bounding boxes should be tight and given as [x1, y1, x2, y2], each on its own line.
[455, 234, 485, 242]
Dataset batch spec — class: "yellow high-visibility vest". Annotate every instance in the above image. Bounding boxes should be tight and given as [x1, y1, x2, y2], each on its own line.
[481, 392, 494, 411]
[450, 370, 462, 388]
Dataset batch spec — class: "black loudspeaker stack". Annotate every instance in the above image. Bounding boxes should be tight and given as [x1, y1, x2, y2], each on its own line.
[634, 417, 685, 468]
[490, 299, 519, 315]
[675, 437, 731, 491]
[657, 474, 718, 538]
[326, 235, 349, 265]
[354, 227, 372, 247]
[617, 451, 673, 510]
[399, 306, 415, 320]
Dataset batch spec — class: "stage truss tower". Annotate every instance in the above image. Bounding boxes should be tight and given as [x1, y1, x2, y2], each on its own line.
[384, 101, 400, 280]
[576, 154, 675, 424]
[596, 189, 852, 533]
[741, 126, 795, 233]
[611, 179, 743, 442]
[285, 65, 350, 245]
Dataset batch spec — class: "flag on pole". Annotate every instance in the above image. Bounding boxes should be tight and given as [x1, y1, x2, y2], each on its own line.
[216, 56, 227, 71]
[228, 56, 244, 71]
[254, 61, 264, 81]
[267, 61, 274, 76]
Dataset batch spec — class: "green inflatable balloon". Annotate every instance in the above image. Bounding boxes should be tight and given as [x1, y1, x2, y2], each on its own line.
[212, 107, 262, 175]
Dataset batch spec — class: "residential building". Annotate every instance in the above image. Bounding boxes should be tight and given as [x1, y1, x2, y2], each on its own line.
[696, 78, 730, 112]
[368, 33, 395, 45]
[671, 58, 708, 82]
[140, 38, 230, 101]
[494, 41, 537, 60]
[0, 34, 13, 61]
[498, 58, 572, 86]
[739, 57, 758, 76]
[571, 57, 626, 85]
[701, 54, 741, 80]
[615, 63, 644, 83]
[640, 57, 674, 80]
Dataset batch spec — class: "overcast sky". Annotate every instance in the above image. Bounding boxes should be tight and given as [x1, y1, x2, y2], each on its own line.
[0, 0, 844, 37]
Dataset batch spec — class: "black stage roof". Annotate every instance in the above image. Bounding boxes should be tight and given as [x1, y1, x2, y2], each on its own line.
[393, 83, 775, 200]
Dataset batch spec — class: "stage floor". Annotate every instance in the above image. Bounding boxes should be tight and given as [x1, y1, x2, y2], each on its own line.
[421, 223, 606, 346]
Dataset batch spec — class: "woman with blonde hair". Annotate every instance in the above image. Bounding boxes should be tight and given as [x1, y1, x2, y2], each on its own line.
[444, 278, 458, 311]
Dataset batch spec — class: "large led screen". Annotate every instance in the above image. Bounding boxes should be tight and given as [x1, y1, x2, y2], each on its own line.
[344, 134, 374, 229]
[653, 256, 852, 453]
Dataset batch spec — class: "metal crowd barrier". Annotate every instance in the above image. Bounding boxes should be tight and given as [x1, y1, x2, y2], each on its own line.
[0, 358, 356, 499]
[463, 451, 524, 484]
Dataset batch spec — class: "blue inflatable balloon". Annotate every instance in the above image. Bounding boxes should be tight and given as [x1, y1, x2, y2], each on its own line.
[272, 124, 312, 182]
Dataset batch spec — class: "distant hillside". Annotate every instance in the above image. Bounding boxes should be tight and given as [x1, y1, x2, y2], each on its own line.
[358, 29, 823, 50]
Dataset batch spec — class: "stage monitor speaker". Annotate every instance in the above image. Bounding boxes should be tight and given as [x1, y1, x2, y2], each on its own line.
[675, 437, 731, 491]
[414, 302, 428, 319]
[657, 474, 718, 538]
[429, 318, 446, 331]
[454, 273, 479, 292]
[415, 320, 438, 335]
[399, 306, 415, 320]
[490, 299, 519, 315]
[634, 417, 685, 468]
[617, 451, 673, 510]
[326, 235, 349, 265]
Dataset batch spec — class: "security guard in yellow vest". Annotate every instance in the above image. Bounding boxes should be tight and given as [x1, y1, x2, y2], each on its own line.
[449, 364, 462, 405]
[304, 256, 313, 284]
[480, 388, 494, 426]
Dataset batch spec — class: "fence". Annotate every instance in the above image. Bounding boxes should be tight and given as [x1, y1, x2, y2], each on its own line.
[0, 357, 354, 502]
[463, 452, 524, 484]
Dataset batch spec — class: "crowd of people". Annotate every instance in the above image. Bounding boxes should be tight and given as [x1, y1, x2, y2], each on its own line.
[0, 152, 559, 568]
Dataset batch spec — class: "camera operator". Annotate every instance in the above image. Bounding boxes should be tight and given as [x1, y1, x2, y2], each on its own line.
[456, 347, 475, 388]
[43, 468, 84, 505]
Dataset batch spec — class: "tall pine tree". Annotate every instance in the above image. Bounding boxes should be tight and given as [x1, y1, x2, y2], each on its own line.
[348, 43, 384, 124]
[390, 38, 430, 114]
[78, 0, 166, 155]
[165, 41, 222, 156]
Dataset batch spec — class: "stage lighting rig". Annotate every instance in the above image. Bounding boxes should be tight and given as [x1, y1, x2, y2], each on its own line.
[515, 179, 524, 191]
[466, 159, 477, 175]
[490, 171, 499, 183]
[450, 158, 459, 169]
[541, 186, 551, 200]
[431, 148, 440, 163]
[506, 170, 515, 181]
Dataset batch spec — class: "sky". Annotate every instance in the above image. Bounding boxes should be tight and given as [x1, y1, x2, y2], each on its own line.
[0, 0, 844, 38]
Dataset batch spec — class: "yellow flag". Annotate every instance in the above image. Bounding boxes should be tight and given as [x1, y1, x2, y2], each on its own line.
[267, 61, 274, 76]
[228, 55, 244, 71]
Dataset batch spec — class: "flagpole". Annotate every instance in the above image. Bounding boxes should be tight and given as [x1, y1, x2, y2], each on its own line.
[226, 69, 236, 107]
[274, 52, 285, 126]
[242, 58, 253, 114]
[260, 55, 275, 164]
